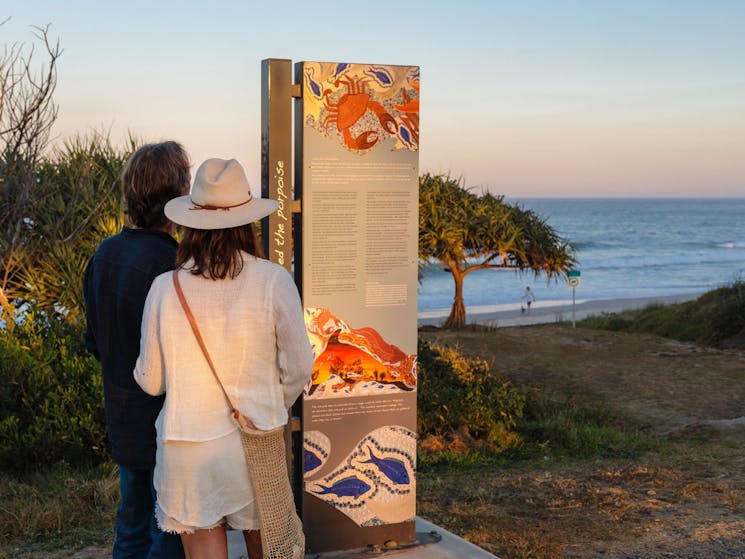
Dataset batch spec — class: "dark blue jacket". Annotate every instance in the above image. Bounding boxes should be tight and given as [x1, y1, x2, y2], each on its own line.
[83, 227, 178, 468]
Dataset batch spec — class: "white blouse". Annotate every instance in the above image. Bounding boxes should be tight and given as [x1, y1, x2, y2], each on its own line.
[134, 253, 313, 442]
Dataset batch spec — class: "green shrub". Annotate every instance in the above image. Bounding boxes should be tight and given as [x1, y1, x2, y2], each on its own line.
[578, 281, 745, 349]
[519, 389, 654, 459]
[0, 314, 107, 471]
[15, 135, 130, 322]
[578, 313, 634, 332]
[697, 280, 745, 345]
[417, 339, 524, 452]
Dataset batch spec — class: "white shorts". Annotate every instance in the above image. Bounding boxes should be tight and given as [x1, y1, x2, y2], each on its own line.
[153, 429, 260, 534]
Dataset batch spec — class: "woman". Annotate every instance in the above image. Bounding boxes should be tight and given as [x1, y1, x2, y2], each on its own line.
[134, 158, 313, 559]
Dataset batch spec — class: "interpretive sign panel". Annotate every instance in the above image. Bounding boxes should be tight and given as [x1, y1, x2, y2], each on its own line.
[296, 61, 420, 552]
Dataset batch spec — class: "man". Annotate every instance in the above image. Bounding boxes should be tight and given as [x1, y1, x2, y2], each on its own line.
[521, 286, 536, 316]
[84, 141, 189, 558]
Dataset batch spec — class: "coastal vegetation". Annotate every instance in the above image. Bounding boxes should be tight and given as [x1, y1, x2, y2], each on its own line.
[5, 304, 745, 558]
[417, 339, 525, 454]
[418, 173, 575, 328]
[0, 136, 129, 323]
[417, 318, 745, 558]
[578, 280, 745, 349]
[1, 325, 656, 556]
[0, 313, 107, 471]
[1, 22, 61, 316]
[1, 24, 127, 325]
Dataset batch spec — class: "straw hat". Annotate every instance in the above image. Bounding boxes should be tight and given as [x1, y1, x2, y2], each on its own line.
[165, 158, 278, 229]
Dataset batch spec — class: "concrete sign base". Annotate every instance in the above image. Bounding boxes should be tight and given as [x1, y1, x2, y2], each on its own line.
[227, 517, 498, 559]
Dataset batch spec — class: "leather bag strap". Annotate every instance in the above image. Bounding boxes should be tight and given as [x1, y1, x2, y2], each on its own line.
[172, 269, 241, 422]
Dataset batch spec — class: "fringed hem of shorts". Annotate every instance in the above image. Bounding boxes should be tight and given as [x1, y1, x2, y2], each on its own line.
[155, 504, 217, 534]
[155, 501, 259, 534]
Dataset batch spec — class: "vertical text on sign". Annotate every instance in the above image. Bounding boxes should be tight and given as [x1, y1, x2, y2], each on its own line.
[261, 58, 293, 272]
[273, 159, 288, 265]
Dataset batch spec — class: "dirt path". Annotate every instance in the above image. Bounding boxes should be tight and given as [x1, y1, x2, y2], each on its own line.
[419, 325, 745, 558]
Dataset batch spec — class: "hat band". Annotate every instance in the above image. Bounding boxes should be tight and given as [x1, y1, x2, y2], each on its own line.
[188, 195, 253, 211]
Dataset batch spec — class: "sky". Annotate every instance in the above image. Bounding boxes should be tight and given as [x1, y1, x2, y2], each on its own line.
[3, 0, 744, 197]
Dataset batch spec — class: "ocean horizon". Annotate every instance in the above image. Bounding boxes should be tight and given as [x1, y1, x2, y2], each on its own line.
[417, 198, 745, 314]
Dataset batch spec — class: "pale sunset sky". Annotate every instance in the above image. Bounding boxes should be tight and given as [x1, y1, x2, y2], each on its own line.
[3, 0, 744, 197]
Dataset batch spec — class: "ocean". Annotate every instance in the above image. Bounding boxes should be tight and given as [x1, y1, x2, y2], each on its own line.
[417, 198, 745, 314]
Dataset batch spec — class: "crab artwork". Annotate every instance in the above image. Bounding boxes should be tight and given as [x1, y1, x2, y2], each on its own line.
[322, 76, 397, 151]
[303, 62, 420, 153]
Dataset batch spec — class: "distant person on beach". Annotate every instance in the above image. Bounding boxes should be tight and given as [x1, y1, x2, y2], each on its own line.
[83, 142, 189, 559]
[521, 286, 536, 315]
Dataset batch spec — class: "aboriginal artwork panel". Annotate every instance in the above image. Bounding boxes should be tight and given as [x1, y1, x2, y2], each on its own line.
[304, 307, 417, 398]
[303, 62, 420, 153]
[305, 425, 416, 526]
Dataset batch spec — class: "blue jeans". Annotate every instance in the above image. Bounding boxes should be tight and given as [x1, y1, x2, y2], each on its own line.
[114, 466, 184, 559]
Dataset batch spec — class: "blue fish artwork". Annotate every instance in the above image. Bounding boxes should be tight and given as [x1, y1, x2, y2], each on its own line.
[313, 476, 371, 498]
[333, 63, 349, 78]
[365, 66, 393, 86]
[305, 70, 322, 99]
[362, 446, 410, 485]
[399, 126, 412, 147]
[304, 449, 322, 473]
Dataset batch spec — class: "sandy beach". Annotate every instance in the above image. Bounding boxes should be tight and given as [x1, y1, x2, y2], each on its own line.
[417, 292, 703, 328]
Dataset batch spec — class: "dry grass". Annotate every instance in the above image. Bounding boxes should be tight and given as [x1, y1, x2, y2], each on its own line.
[0, 464, 117, 558]
[418, 325, 745, 558]
[419, 448, 745, 558]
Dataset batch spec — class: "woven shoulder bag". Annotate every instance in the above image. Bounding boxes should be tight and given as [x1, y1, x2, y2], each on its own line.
[172, 270, 305, 559]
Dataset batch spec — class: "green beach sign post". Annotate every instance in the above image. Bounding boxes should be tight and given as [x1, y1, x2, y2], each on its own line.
[568, 270, 581, 327]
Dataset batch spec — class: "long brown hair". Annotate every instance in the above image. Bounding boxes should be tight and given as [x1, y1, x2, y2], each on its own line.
[176, 223, 264, 280]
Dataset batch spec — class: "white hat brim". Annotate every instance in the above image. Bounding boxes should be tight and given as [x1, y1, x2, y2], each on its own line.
[164, 195, 279, 230]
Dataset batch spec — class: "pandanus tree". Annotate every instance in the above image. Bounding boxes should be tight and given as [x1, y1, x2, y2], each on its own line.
[418, 173, 576, 328]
